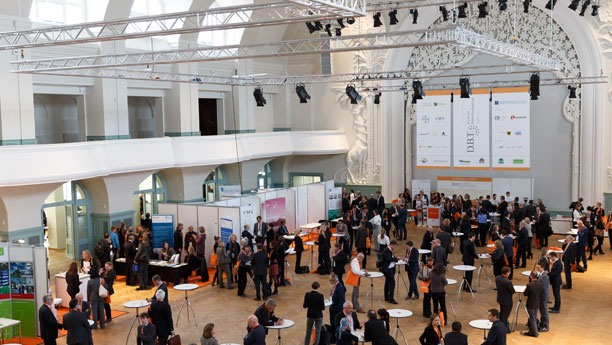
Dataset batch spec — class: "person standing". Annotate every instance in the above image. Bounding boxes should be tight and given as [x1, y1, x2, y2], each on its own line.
[491, 240, 505, 277]
[420, 227, 434, 264]
[237, 246, 252, 296]
[376, 191, 385, 217]
[576, 220, 588, 270]
[86, 268, 106, 329]
[336, 220, 351, 256]
[370, 210, 382, 251]
[102, 262, 116, 323]
[535, 261, 549, 332]
[294, 230, 304, 272]
[495, 267, 514, 332]
[354, 225, 368, 268]
[196, 226, 207, 258]
[562, 235, 577, 289]
[381, 241, 398, 304]
[147, 275, 169, 303]
[125, 235, 138, 286]
[254, 216, 268, 245]
[109, 226, 119, 261]
[317, 225, 331, 273]
[173, 223, 184, 257]
[345, 253, 366, 314]
[251, 244, 269, 301]
[39, 295, 63, 345]
[244, 315, 266, 345]
[329, 274, 345, 343]
[501, 231, 514, 280]
[431, 239, 446, 267]
[461, 233, 478, 292]
[137, 313, 157, 345]
[404, 241, 420, 300]
[65, 262, 81, 301]
[397, 205, 408, 241]
[548, 252, 563, 313]
[332, 244, 348, 282]
[418, 314, 443, 345]
[515, 221, 529, 268]
[254, 299, 283, 334]
[482, 309, 506, 345]
[149, 289, 174, 345]
[216, 241, 233, 289]
[536, 207, 552, 248]
[429, 263, 448, 324]
[522, 271, 543, 338]
[443, 322, 468, 345]
[63, 299, 91, 345]
[364, 310, 396, 345]
[135, 234, 151, 290]
[418, 257, 434, 318]
[303, 281, 325, 345]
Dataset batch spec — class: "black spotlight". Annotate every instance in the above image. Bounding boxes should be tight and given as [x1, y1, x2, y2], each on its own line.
[347, 17, 355, 24]
[592, 4, 600, 16]
[337, 19, 345, 28]
[389, 10, 399, 25]
[296, 84, 311, 103]
[410, 9, 418, 24]
[545, 0, 557, 10]
[412, 80, 425, 104]
[478, 2, 488, 18]
[440, 6, 449, 21]
[568, 86, 577, 99]
[458, 3, 468, 18]
[305, 22, 317, 34]
[373, 12, 383, 27]
[568, 0, 580, 10]
[374, 92, 381, 104]
[335, 28, 342, 36]
[254, 87, 266, 107]
[324, 24, 332, 37]
[459, 77, 471, 98]
[529, 74, 540, 100]
[314, 21, 323, 30]
[346, 85, 362, 104]
[580, 0, 590, 16]
[523, 0, 531, 12]
[499, 0, 508, 11]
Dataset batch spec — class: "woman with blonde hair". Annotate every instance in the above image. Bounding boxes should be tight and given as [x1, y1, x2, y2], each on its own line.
[80, 250, 99, 274]
[200, 323, 218, 345]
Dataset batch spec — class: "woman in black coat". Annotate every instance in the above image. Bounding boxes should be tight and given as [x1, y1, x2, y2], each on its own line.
[293, 230, 304, 272]
[66, 262, 81, 300]
[419, 314, 443, 345]
[316, 225, 331, 273]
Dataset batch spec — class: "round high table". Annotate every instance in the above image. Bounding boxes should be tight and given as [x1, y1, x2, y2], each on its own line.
[558, 239, 578, 244]
[453, 265, 476, 303]
[174, 283, 199, 326]
[266, 319, 295, 345]
[123, 300, 151, 345]
[418, 249, 431, 255]
[451, 232, 464, 256]
[395, 260, 409, 296]
[331, 233, 345, 246]
[305, 241, 317, 271]
[284, 248, 297, 284]
[469, 319, 493, 339]
[566, 230, 578, 236]
[511, 285, 530, 332]
[521, 270, 532, 277]
[445, 279, 457, 319]
[360, 271, 384, 309]
[388, 309, 413, 345]
[88, 319, 95, 326]
[476, 253, 493, 289]
[351, 330, 365, 344]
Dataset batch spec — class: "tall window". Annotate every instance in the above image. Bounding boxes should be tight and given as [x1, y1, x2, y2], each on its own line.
[290, 173, 322, 187]
[198, 0, 253, 46]
[257, 164, 273, 190]
[30, 0, 109, 25]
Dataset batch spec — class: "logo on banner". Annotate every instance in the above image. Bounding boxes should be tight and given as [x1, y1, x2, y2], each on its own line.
[498, 158, 505, 164]
[466, 125, 479, 153]
[441, 131, 447, 136]
[421, 115, 430, 123]
[458, 160, 471, 165]
[434, 116, 445, 121]
[420, 157, 429, 164]
[419, 132, 430, 135]
[434, 102, 438, 106]
[513, 159, 524, 164]
[515, 131, 522, 136]
[510, 115, 527, 120]
[479, 158, 485, 164]
[495, 101, 499, 105]
[506, 131, 511, 136]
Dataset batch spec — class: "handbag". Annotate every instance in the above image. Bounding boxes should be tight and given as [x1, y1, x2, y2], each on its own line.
[419, 280, 430, 293]
[98, 278, 108, 298]
[366, 237, 371, 249]
[132, 264, 138, 272]
[269, 263, 279, 277]
[210, 253, 218, 266]
[167, 334, 181, 345]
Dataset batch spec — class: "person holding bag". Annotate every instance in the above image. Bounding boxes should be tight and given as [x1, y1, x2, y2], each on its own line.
[268, 241, 282, 295]
[86, 268, 106, 329]
[418, 257, 434, 318]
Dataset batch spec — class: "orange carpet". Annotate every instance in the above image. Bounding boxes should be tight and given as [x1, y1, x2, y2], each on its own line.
[2, 307, 128, 345]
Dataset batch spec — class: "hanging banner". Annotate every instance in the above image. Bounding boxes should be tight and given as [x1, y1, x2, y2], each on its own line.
[416, 90, 451, 169]
[327, 187, 343, 219]
[151, 215, 174, 249]
[453, 89, 490, 169]
[437, 176, 492, 198]
[411, 179, 431, 200]
[491, 87, 530, 170]
[263, 197, 286, 228]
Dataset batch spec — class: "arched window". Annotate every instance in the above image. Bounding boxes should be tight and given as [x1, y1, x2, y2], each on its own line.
[134, 173, 167, 223]
[30, 0, 109, 25]
[257, 164, 272, 190]
[203, 168, 227, 202]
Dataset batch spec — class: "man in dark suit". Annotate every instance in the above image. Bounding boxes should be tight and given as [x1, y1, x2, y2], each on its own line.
[355, 225, 368, 268]
[535, 207, 552, 248]
[39, 295, 63, 345]
[500, 213, 512, 234]
[334, 302, 361, 334]
[63, 299, 91, 345]
[342, 193, 351, 214]
[328, 274, 345, 342]
[255, 299, 283, 335]
[462, 233, 478, 292]
[515, 221, 529, 268]
[303, 281, 325, 345]
[251, 244, 269, 301]
[244, 315, 266, 345]
[254, 216, 268, 244]
[495, 267, 514, 332]
[397, 205, 408, 240]
[525, 200, 537, 220]
[548, 252, 563, 313]
[405, 241, 420, 300]
[562, 235, 577, 289]
[332, 244, 348, 282]
[367, 194, 377, 213]
[436, 230, 451, 263]
[576, 220, 588, 270]
[523, 271, 543, 337]
[498, 196, 508, 217]
[173, 223, 183, 256]
[482, 196, 493, 215]
[364, 310, 395, 345]
[382, 241, 399, 304]
[501, 231, 514, 280]
[136, 313, 156, 345]
[482, 309, 507, 345]
[125, 235, 137, 286]
[376, 191, 385, 216]
[420, 226, 434, 263]
[444, 321, 468, 345]
[431, 239, 446, 267]
[147, 275, 168, 303]
[149, 290, 174, 345]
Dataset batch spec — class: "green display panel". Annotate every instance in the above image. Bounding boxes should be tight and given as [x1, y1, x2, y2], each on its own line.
[10, 262, 36, 338]
[10, 300, 35, 337]
[0, 263, 10, 339]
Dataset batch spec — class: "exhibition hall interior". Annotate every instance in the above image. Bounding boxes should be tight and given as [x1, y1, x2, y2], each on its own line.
[0, 0, 611, 344]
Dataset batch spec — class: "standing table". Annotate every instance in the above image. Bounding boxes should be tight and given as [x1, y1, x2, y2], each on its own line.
[123, 300, 151, 345]
[511, 285, 530, 332]
[0, 318, 21, 344]
[453, 265, 476, 303]
[445, 279, 458, 320]
[469, 319, 493, 339]
[305, 241, 317, 271]
[395, 260, 409, 296]
[361, 271, 384, 309]
[476, 253, 493, 289]
[331, 233, 345, 246]
[521, 270, 532, 278]
[284, 248, 297, 284]
[388, 309, 412, 345]
[266, 319, 294, 345]
[174, 283, 199, 326]
[351, 330, 365, 344]
[452, 232, 464, 256]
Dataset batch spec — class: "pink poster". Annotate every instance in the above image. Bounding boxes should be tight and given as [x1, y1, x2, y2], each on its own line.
[264, 197, 286, 228]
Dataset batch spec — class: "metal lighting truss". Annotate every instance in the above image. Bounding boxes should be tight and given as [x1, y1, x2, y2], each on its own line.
[11, 27, 561, 74]
[285, 0, 367, 15]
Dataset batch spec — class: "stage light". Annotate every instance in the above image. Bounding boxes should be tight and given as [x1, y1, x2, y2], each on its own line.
[458, 3, 468, 18]
[337, 19, 345, 28]
[440, 6, 449, 21]
[347, 17, 355, 24]
[478, 2, 489, 18]
[580, 0, 590, 16]
[389, 10, 399, 25]
[529, 73, 540, 100]
[314, 21, 323, 30]
[412, 80, 425, 104]
[296, 84, 311, 103]
[568, 86, 577, 99]
[545, 0, 557, 10]
[253, 87, 266, 107]
[568, 0, 580, 10]
[346, 85, 362, 104]
[335, 28, 342, 36]
[499, 0, 508, 11]
[592, 4, 600, 16]
[374, 92, 381, 104]
[325, 24, 332, 37]
[523, 0, 531, 13]
[373, 12, 383, 27]
[460, 77, 471, 98]
[410, 9, 418, 24]
[305, 22, 317, 34]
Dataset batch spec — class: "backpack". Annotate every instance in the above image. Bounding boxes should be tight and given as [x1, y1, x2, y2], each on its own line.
[94, 244, 104, 260]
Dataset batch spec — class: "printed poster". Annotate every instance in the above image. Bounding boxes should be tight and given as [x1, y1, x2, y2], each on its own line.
[220, 218, 234, 245]
[327, 187, 343, 219]
[491, 87, 530, 170]
[453, 89, 490, 169]
[151, 215, 173, 249]
[10, 262, 36, 337]
[263, 198, 286, 228]
[416, 90, 451, 168]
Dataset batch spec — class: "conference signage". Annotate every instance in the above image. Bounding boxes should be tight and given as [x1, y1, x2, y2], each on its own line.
[452, 89, 490, 169]
[151, 215, 174, 249]
[416, 90, 451, 169]
[491, 87, 530, 170]
[437, 176, 492, 199]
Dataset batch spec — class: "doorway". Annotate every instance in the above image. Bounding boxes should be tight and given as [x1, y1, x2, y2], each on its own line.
[198, 98, 218, 136]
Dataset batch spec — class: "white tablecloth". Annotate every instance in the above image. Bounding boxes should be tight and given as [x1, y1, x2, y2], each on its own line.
[55, 273, 90, 308]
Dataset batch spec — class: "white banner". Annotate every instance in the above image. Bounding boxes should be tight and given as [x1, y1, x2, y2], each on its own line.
[416, 91, 451, 168]
[219, 184, 241, 199]
[491, 88, 530, 170]
[411, 179, 431, 199]
[437, 177, 492, 199]
[453, 90, 490, 169]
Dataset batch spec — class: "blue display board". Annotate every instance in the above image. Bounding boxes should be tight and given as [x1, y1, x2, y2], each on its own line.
[220, 218, 233, 245]
[152, 215, 174, 249]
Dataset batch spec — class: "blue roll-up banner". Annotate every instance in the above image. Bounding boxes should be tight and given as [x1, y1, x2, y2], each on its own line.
[152, 215, 174, 249]
[220, 218, 233, 244]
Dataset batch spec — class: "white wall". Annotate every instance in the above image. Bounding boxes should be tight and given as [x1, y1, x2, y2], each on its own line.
[34, 94, 81, 144]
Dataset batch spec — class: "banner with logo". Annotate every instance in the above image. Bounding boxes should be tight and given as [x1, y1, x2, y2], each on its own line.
[437, 176, 492, 198]
[452, 89, 490, 169]
[491, 87, 530, 170]
[416, 90, 451, 169]
[327, 187, 343, 219]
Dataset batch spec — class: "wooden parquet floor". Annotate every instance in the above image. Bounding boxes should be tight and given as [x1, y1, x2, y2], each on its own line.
[50, 224, 612, 345]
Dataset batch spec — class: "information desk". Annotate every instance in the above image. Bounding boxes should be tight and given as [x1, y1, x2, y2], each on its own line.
[55, 273, 90, 307]
[114, 259, 190, 285]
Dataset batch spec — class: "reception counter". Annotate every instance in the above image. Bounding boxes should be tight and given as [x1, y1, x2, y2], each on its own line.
[55, 273, 90, 308]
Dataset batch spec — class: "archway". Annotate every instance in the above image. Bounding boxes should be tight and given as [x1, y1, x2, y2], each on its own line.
[133, 173, 167, 226]
[203, 167, 227, 202]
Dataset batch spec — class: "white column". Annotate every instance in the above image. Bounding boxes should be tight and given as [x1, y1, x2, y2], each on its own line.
[163, 63, 199, 136]
[0, 50, 36, 145]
